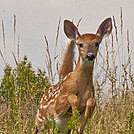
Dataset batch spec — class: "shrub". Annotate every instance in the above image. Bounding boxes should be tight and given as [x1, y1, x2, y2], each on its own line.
[0, 56, 50, 133]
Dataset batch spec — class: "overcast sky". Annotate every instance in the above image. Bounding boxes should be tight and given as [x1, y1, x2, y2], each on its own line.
[0, 0, 134, 82]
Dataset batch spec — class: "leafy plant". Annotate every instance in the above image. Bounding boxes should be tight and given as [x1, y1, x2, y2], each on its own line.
[65, 107, 80, 134]
[129, 112, 134, 134]
[0, 56, 50, 133]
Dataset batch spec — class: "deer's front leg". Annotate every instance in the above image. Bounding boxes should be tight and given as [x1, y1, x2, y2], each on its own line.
[67, 94, 79, 114]
[80, 97, 96, 134]
[67, 94, 79, 134]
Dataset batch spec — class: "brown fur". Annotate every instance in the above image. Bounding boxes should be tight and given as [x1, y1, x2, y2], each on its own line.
[59, 40, 75, 79]
[33, 18, 112, 134]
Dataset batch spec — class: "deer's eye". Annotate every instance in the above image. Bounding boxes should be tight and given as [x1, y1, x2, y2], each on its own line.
[95, 42, 99, 47]
[79, 43, 83, 48]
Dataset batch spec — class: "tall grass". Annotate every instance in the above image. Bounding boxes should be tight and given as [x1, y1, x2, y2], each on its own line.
[90, 9, 134, 134]
[0, 16, 50, 134]
[0, 9, 134, 134]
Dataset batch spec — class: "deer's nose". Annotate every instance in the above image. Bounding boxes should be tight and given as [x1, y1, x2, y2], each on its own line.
[86, 53, 95, 61]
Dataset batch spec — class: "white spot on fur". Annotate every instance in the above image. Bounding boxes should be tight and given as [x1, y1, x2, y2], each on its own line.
[63, 75, 67, 81]
[43, 105, 48, 109]
[42, 116, 46, 120]
[47, 99, 55, 105]
[53, 88, 56, 92]
[54, 91, 57, 95]
[43, 94, 45, 97]
[62, 72, 72, 81]
[40, 104, 43, 109]
[37, 109, 39, 116]
[37, 112, 43, 122]
[38, 116, 43, 122]
[40, 98, 43, 103]
[58, 90, 61, 94]
[49, 91, 54, 98]
[44, 95, 47, 100]
[55, 94, 58, 98]
[43, 98, 55, 109]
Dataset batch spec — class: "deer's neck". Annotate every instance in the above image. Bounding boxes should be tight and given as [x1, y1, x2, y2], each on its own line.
[74, 57, 94, 84]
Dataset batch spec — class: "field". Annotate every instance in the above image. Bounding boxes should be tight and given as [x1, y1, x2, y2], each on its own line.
[0, 11, 134, 134]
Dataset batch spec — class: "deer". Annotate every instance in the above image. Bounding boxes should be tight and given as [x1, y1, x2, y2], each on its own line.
[33, 17, 112, 134]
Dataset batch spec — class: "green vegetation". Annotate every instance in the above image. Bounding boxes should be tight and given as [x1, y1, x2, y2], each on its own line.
[65, 107, 80, 134]
[0, 56, 50, 133]
[0, 10, 134, 134]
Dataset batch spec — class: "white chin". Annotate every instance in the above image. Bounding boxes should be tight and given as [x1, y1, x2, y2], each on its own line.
[80, 57, 94, 66]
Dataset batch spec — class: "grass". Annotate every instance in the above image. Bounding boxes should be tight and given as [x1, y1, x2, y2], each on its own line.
[0, 9, 134, 134]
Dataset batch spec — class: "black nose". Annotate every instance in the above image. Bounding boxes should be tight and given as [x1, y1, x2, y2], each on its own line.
[86, 53, 95, 60]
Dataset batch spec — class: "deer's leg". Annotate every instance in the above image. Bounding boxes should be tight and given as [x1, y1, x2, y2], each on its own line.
[79, 98, 96, 134]
[33, 114, 43, 134]
[67, 94, 79, 134]
[33, 126, 39, 134]
[67, 94, 79, 114]
[33, 113, 48, 134]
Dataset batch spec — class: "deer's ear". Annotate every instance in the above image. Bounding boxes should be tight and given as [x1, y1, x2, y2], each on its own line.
[64, 20, 80, 40]
[96, 17, 112, 39]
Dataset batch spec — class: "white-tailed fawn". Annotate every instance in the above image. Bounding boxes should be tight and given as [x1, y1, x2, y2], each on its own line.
[33, 17, 112, 134]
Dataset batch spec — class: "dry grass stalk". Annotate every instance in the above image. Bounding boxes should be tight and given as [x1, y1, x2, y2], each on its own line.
[112, 16, 118, 43]
[0, 50, 6, 65]
[44, 18, 63, 83]
[12, 51, 18, 66]
[77, 17, 82, 27]
[55, 17, 61, 53]
[14, 14, 16, 55]
[54, 17, 61, 76]
[17, 36, 20, 63]
[2, 20, 6, 63]
[120, 7, 124, 64]
[44, 35, 54, 84]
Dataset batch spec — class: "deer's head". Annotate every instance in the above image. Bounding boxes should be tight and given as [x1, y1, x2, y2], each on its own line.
[64, 18, 112, 65]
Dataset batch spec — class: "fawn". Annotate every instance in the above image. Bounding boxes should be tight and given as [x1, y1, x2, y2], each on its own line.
[33, 17, 112, 134]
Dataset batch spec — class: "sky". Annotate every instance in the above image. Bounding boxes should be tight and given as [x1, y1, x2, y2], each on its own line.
[0, 0, 134, 83]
